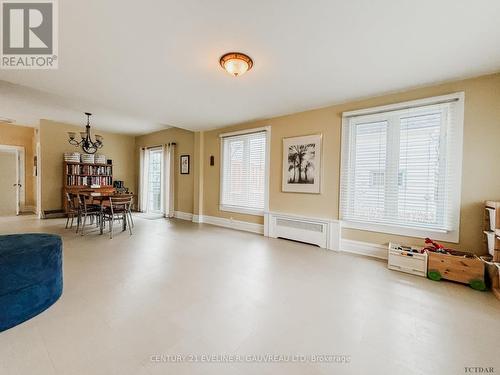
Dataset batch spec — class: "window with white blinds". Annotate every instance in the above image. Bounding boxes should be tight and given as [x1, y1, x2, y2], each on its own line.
[340, 93, 464, 242]
[220, 129, 268, 215]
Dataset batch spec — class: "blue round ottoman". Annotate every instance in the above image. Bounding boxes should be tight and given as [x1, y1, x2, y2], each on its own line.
[0, 233, 63, 332]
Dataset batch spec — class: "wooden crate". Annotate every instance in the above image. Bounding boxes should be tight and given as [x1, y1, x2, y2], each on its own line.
[494, 249, 500, 263]
[485, 201, 500, 229]
[486, 263, 500, 300]
[427, 251, 484, 285]
[484, 201, 500, 261]
[388, 243, 427, 277]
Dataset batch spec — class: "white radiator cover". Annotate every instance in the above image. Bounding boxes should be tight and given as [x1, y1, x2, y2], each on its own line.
[265, 212, 341, 250]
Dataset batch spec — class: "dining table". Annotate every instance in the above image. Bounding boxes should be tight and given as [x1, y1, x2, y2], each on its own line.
[79, 191, 135, 234]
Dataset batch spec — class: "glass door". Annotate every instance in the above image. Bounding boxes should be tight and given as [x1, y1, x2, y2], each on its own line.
[146, 147, 163, 214]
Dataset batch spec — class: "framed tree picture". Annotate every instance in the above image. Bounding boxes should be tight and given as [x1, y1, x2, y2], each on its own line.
[180, 155, 190, 174]
[282, 134, 322, 193]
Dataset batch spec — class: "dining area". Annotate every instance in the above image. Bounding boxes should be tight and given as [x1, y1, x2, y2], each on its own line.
[65, 191, 135, 238]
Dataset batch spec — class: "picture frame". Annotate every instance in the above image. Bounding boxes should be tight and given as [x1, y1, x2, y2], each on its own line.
[282, 134, 322, 193]
[180, 155, 190, 174]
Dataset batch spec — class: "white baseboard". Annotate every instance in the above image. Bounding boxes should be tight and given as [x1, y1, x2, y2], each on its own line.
[341, 239, 388, 260]
[193, 214, 264, 234]
[183, 212, 388, 260]
[174, 211, 193, 221]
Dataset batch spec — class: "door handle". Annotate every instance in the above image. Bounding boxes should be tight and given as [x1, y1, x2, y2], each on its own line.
[12, 183, 22, 187]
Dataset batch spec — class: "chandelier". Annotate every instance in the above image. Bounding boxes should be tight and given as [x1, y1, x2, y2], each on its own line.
[68, 112, 103, 154]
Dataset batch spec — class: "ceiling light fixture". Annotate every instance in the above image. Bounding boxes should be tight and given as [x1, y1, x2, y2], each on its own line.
[67, 112, 103, 154]
[219, 52, 253, 77]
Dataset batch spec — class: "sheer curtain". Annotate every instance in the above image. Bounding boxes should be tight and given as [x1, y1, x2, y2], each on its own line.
[163, 143, 176, 218]
[138, 147, 149, 213]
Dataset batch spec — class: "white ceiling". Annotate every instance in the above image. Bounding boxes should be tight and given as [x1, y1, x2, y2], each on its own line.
[0, 81, 166, 133]
[1, 0, 500, 134]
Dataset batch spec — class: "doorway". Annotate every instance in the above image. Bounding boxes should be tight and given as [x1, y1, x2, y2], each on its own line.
[142, 147, 164, 215]
[0, 145, 25, 216]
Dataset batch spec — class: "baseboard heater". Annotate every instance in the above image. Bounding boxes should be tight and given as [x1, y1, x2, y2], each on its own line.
[42, 209, 66, 219]
[266, 212, 340, 250]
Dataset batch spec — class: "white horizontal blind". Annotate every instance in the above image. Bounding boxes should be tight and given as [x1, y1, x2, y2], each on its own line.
[398, 109, 444, 229]
[348, 120, 388, 223]
[340, 95, 463, 236]
[221, 131, 267, 213]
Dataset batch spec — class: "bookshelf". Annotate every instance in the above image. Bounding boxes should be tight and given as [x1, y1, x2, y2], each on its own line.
[65, 162, 113, 187]
[62, 161, 114, 212]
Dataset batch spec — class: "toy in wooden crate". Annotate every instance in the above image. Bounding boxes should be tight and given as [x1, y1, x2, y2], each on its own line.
[388, 243, 427, 277]
[424, 238, 486, 291]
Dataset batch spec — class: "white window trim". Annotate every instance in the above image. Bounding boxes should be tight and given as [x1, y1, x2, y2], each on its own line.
[219, 126, 271, 216]
[219, 204, 264, 216]
[340, 92, 464, 243]
[342, 220, 458, 243]
[342, 92, 464, 118]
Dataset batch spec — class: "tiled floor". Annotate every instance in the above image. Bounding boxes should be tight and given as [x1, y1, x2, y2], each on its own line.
[0, 215, 499, 375]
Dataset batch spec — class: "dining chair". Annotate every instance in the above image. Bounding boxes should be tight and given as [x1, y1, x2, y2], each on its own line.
[101, 196, 133, 239]
[80, 189, 98, 207]
[112, 191, 134, 228]
[78, 193, 102, 236]
[127, 195, 134, 228]
[65, 192, 80, 231]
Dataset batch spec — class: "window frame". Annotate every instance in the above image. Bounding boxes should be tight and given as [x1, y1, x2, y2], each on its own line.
[340, 92, 464, 242]
[219, 126, 271, 216]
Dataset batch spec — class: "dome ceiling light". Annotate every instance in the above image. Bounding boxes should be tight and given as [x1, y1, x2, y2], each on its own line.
[219, 52, 253, 77]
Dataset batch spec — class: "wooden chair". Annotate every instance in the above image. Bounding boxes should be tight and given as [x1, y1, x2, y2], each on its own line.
[112, 191, 135, 228]
[79, 189, 99, 207]
[78, 193, 102, 236]
[65, 192, 80, 231]
[101, 196, 133, 239]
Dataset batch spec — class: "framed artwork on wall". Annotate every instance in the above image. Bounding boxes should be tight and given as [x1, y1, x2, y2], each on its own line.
[282, 134, 322, 193]
[180, 155, 190, 174]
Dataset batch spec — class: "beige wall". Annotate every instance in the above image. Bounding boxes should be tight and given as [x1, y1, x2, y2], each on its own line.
[203, 107, 341, 224]
[0, 123, 36, 209]
[29, 73, 500, 254]
[39, 120, 136, 211]
[201, 73, 500, 254]
[135, 127, 195, 214]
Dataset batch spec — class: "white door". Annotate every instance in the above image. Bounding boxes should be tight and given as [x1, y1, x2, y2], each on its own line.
[0, 150, 19, 216]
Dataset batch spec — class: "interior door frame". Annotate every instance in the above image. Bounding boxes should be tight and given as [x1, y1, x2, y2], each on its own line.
[0, 144, 25, 215]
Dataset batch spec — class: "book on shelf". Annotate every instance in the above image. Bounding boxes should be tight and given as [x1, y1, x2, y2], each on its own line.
[66, 175, 112, 187]
[65, 163, 112, 176]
